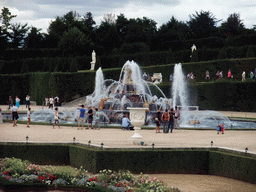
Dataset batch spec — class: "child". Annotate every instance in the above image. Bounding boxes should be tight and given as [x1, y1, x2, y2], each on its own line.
[27, 108, 31, 127]
[95, 108, 100, 130]
[53, 107, 61, 129]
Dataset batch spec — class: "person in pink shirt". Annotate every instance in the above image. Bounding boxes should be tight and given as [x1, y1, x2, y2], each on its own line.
[228, 69, 232, 79]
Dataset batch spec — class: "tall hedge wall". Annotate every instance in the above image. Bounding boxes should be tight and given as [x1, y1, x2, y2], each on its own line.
[0, 58, 256, 111]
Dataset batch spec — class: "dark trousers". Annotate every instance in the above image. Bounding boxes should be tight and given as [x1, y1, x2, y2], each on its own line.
[168, 120, 174, 133]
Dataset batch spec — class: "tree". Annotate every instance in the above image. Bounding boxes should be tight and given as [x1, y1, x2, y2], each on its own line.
[95, 21, 118, 55]
[220, 13, 245, 37]
[0, 7, 16, 51]
[187, 10, 219, 39]
[8, 23, 30, 48]
[157, 16, 188, 51]
[0, 7, 17, 34]
[48, 11, 88, 48]
[58, 27, 93, 56]
[116, 14, 130, 45]
[24, 27, 44, 48]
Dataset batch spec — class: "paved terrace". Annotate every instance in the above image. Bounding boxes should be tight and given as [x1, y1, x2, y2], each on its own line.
[1, 105, 256, 153]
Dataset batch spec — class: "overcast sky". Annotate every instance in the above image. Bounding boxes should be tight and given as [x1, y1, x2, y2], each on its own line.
[1, 0, 255, 33]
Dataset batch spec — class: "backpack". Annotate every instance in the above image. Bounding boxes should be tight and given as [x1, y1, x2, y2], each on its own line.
[163, 112, 169, 121]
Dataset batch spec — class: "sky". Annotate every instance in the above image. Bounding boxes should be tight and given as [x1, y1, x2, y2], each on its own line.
[0, 0, 256, 34]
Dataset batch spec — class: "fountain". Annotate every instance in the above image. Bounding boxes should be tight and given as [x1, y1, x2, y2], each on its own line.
[14, 61, 256, 130]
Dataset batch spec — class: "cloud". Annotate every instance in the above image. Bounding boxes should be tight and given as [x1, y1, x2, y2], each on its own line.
[1, 0, 255, 34]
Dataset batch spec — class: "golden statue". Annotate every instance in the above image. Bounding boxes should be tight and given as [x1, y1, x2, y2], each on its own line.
[99, 97, 111, 111]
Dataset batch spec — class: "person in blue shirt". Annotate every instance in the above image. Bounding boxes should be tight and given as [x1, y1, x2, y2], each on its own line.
[78, 104, 86, 130]
[122, 115, 130, 130]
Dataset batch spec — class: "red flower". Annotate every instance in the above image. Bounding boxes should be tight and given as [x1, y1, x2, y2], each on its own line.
[3, 170, 9, 175]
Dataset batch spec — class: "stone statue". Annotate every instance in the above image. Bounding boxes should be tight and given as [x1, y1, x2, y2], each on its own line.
[191, 44, 197, 52]
[90, 50, 96, 70]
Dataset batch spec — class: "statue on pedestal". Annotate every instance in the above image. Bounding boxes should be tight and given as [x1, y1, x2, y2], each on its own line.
[90, 50, 96, 70]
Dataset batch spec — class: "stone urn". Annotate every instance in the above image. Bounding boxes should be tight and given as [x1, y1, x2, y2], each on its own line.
[127, 107, 148, 145]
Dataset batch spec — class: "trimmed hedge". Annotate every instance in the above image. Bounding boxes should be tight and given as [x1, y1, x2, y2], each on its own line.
[0, 143, 256, 184]
[0, 144, 70, 165]
[209, 151, 256, 184]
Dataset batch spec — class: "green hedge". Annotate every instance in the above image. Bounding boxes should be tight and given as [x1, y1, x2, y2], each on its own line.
[0, 144, 70, 165]
[1, 143, 256, 184]
[209, 151, 256, 184]
[0, 58, 256, 111]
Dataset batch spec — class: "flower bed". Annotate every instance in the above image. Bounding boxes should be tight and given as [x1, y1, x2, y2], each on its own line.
[0, 157, 180, 192]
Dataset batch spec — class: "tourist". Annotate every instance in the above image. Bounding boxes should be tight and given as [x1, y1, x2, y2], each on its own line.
[0, 108, 3, 124]
[27, 107, 31, 128]
[205, 71, 210, 81]
[95, 108, 100, 130]
[162, 109, 170, 133]
[78, 104, 86, 130]
[11, 103, 19, 127]
[44, 97, 49, 106]
[169, 73, 173, 82]
[49, 96, 54, 109]
[242, 71, 246, 81]
[168, 108, 175, 133]
[216, 71, 220, 80]
[219, 71, 223, 79]
[143, 72, 147, 80]
[147, 74, 151, 81]
[15, 96, 20, 108]
[122, 115, 130, 130]
[87, 106, 94, 129]
[174, 106, 180, 129]
[54, 96, 60, 106]
[8, 96, 13, 110]
[53, 107, 61, 129]
[25, 95, 30, 108]
[155, 108, 161, 133]
[250, 71, 254, 79]
[228, 69, 232, 79]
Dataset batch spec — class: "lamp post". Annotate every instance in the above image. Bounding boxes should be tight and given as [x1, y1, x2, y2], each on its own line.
[152, 143, 155, 149]
[73, 137, 76, 144]
[211, 141, 213, 148]
[88, 140, 91, 147]
[101, 143, 104, 149]
[26, 136, 29, 143]
[245, 147, 248, 153]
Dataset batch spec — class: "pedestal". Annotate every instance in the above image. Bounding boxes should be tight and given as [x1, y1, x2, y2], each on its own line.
[127, 107, 148, 145]
[90, 61, 95, 70]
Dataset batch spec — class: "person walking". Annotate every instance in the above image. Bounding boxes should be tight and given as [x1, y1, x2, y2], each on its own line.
[25, 95, 30, 108]
[242, 71, 246, 81]
[27, 107, 31, 128]
[0, 108, 3, 124]
[53, 107, 61, 129]
[78, 105, 86, 130]
[122, 115, 130, 130]
[228, 69, 232, 79]
[16, 96, 20, 108]
[155, 108, 161, 133]
[11, 103, 19, 127]
[95, 108, 100, 130]
[8, 96, 13, 110]
[174, 106, 180, 129]
[162, 109, 170, 133]
[87, 106, 94, 129]
[168, 108, 175, 133]
[49, 96, 54, 109]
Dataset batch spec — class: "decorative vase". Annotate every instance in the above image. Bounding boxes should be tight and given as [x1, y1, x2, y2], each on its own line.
[127, 107, 148, 145]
